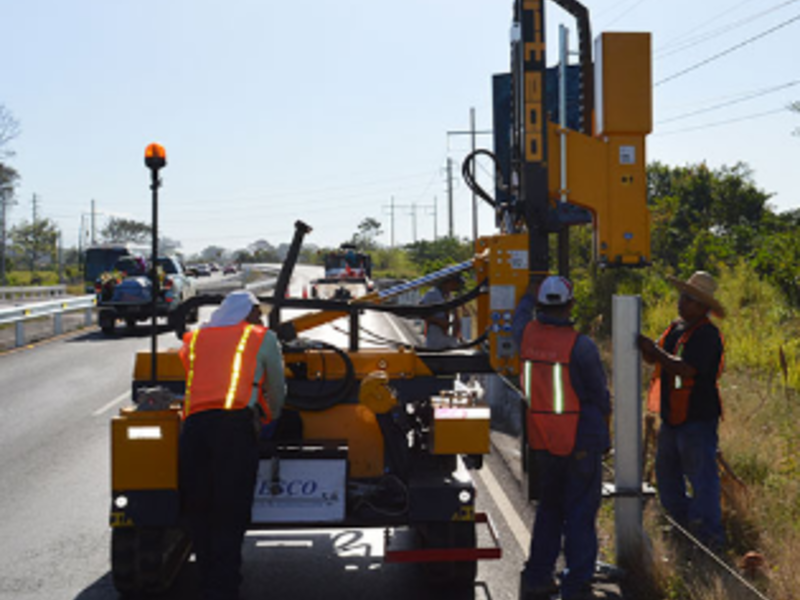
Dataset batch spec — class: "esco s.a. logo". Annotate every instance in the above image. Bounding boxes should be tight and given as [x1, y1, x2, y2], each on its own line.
[257, 479, 319, 497]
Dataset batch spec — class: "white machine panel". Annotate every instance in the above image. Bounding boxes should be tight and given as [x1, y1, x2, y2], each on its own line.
[252, 458, 346, 523]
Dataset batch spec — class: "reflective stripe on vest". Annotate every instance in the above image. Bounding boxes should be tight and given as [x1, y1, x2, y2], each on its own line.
[183, 329, 201, 415]
[225, 325, 254, 409]
[523, 361, 566, 414]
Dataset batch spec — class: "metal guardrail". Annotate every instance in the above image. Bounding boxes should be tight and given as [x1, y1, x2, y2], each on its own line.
[0, 285, 68, 301]
[0, 295, 96, 348]
[245, 277, 278, 293]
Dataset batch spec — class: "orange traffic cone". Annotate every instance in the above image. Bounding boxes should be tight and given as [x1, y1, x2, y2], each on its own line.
[302, 285, 308, 299]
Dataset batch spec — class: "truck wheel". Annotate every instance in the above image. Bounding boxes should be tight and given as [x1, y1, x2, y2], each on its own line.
[100, 310, 116, 335]
[417, 521, 477, 588]
[111, 527, 191, 595]
[111, 529, 137, 594]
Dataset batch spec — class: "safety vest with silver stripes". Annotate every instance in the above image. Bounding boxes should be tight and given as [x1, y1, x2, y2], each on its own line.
[179, 323, 270, 420]
[520, 320, 581, 456]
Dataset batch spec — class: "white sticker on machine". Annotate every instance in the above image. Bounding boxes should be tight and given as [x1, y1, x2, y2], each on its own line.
[619, 146, 636, 165]
[508, 250, 528, 270]
[490, 285, 517, 310]
[252, 458, 346, 523]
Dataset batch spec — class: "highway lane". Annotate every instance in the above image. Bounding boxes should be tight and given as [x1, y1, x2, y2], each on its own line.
[0, 265, 547, 600]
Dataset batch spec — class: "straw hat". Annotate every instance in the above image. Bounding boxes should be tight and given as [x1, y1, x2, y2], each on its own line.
[667, 271, 725, 318]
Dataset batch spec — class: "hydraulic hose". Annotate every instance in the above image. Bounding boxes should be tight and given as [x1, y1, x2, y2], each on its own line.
[461, 149, 508, 210]
[283, 339, 356, 411]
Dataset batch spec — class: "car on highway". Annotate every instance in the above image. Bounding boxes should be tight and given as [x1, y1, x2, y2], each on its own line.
[194, 264, 212, 277]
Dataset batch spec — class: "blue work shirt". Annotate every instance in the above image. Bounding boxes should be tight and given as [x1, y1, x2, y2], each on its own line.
[512, 294, 611, 453]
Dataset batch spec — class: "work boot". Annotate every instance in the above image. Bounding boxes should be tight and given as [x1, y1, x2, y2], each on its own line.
[519, 574, 558, 600]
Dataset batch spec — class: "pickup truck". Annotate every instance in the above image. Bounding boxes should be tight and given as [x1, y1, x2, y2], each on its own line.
[95, 255, 197, 335]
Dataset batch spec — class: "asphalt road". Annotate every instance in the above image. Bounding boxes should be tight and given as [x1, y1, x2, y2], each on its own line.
[0, 266, 619, 600]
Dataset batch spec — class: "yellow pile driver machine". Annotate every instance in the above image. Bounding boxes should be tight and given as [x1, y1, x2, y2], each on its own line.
[108, 0, 652, 594]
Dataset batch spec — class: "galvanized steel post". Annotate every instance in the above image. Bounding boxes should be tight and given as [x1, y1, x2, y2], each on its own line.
[15, 321, 24, 347]
[612, 295, 644, 568]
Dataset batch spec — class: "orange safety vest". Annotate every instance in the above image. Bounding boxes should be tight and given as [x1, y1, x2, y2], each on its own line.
[519, 321, 581, 456]
[646, 318, 724, 425]
[179, 323, 271, 423]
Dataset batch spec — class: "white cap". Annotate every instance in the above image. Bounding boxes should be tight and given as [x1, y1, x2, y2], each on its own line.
[203, 290, 260, 328]
[537, 276, 574, 306]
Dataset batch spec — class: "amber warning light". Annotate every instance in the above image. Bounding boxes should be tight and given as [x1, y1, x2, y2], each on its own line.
[144, 143, 167, 170]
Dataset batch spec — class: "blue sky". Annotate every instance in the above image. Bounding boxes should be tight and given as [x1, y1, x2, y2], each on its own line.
[3, 0, 798, 256]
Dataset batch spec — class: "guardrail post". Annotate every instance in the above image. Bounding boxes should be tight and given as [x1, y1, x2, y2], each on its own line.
[15, 321, 25, 347]
[85, 307, 94, 326]
[612, 295, 644, 571]
[54, 313, 63, 335]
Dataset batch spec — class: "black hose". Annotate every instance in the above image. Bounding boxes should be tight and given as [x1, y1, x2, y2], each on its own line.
[283, 339, 357, 412]
[461, 149, 509, 209]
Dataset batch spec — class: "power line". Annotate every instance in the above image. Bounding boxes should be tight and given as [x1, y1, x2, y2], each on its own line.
[602, 0, 651, 28]
[656, 80, 800, 124]
[656, 0, 800, 60]
[655, 0, 761, 53]
[655, 13, 800, 86]
[654, 107, 786, 136]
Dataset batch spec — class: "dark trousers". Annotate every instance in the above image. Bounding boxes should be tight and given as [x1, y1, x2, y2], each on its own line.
[656, 419, 724, 547]
[523, 450, 603, 597]
[180, 409, 259, 600]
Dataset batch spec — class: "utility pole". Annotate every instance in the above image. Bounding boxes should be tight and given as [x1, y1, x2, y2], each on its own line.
[57, 230, 63, 284]
[0, 189, 17, 285]
[446, 110, 492, 242]
[407, 203, 418, 243]
[32, 193, 39, 224]
[91, 199, 96, 245]
[470, 107, 477, 242]
[385, 199, 435, 245]
[382, 196, 396, 248]
[446, 158, 454, 238]
[424, 196, 438, 240]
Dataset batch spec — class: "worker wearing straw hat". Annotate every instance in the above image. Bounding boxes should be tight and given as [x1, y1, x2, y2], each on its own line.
[637, 271, 726, 549]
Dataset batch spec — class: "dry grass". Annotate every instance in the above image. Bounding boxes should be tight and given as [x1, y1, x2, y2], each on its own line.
[593, 262, 800, 599]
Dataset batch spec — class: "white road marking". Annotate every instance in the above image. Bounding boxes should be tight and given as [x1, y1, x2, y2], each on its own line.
[93, 391, 131, 417]
[473, 465, 530, 554]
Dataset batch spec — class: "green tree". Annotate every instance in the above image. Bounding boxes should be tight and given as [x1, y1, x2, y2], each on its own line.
[10, 218, 58, 274]
[350, 217, 383, 251]
[100, 217, 152, 243]
[200, 245, 227, 262]
[647, 161, 771, 274]
[405, 236, 472, 275]
[1, 164, 20, 283]
[0, 104, 20, 159]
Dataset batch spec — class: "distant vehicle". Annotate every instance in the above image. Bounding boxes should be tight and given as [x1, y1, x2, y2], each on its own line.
[209, 263, 220, 272]
[223, 265, 237, 275]
[82, 242, 149, 293]
[194, 264, 212, 277]
[310, 243, 373, 299]
[95, 255, 197, 335]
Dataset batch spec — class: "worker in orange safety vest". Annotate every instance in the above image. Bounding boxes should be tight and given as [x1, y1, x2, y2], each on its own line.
[637, 271, 726, 549]
[178, 290, 285, 600]
[512, 276, 611, 600]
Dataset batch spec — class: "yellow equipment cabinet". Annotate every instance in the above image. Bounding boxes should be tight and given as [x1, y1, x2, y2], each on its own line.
[110, 407, 182, 527]
[475, 233, 530, 377]
[431, 395, 491, 456]
[546, 32, 652, 266]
